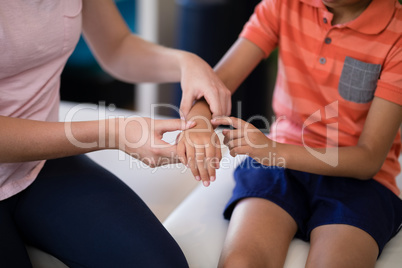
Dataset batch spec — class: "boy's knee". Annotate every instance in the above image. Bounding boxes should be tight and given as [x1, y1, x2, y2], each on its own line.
[219, 251, 275, 268]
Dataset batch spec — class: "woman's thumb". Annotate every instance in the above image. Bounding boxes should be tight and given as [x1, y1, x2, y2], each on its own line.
[156, 119, 196, 133]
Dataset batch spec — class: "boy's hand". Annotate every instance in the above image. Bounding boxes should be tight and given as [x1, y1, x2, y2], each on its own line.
[211, 117, 276, 166]
[177, 116, 222, 187]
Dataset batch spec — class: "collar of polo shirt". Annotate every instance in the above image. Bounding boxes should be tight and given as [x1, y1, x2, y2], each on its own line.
[300, 0, 395, 34]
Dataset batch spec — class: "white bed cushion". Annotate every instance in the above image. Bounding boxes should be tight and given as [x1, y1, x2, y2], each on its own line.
[163, 153, 402, 268]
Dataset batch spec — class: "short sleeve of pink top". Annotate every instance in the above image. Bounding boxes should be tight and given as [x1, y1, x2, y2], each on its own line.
[0, 1, 82, 200]
[240, 0, 402, 195]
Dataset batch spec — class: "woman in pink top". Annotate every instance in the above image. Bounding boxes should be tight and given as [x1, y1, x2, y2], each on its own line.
[0, 0, 230, 267]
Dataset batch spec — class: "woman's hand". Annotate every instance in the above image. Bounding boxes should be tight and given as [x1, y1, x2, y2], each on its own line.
[82, 1, 231, 119]
[118, 117, 195, 168]
[211, 117, 277, 166]
[176, 116, 222, 187]
[179, 53, 231, 119]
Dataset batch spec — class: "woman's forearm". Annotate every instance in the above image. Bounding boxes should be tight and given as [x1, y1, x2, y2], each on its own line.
[99, 34, 186, 83]
[82, 0, 186, 84]
[0, 116, 118, 163]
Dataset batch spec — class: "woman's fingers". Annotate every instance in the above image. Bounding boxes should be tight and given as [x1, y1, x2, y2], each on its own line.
[203, 83, 232, 118]
[202, 88, 223, 118]
[155, 118, 196, 134]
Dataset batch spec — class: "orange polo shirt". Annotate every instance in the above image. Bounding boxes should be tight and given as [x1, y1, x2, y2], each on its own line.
[240, 0, 402, 195]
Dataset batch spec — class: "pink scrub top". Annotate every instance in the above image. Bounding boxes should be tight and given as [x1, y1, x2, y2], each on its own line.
[0, 0, 82, 200]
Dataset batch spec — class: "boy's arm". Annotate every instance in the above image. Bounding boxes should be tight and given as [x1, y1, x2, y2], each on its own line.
[211, 39, 402, 180]
[177, 38, 265, 185]
[215, 38, 266, 93]
[283, 97, 402, 179]
[212, 97, 402, 180]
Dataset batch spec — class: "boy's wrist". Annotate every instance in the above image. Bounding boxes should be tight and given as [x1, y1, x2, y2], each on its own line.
[187, 116, 212, 130]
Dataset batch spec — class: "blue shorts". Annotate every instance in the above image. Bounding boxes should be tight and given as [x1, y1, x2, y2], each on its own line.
[224, 157, 402, 255]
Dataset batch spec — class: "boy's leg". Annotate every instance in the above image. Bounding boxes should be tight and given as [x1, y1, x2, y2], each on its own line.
[218, 197, 298, 268]
[304, 175, 402, 268]
[14, 155, 188, 268]
[306, 224, 378, 268]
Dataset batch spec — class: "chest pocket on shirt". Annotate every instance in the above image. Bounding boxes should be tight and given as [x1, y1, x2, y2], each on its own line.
[63, 0, 82, 17]
[62, 0, 82, 55]
[338, 56, 381, 103]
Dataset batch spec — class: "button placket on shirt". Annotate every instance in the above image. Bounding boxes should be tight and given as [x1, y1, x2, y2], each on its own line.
[319, 33, 333, 65]
[318, 11, 333, 66]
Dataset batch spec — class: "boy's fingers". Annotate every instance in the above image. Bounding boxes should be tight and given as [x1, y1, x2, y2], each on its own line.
[206, 146, 216, 182]
[213, 134, 222, 169]
[227, 138, 247, 150]
[222, 128, 245, 141]
[211, 117, 246, 129]
[186, 145, 200, 181]
[195, 147, 210, 187]
[176, 140, 187, 165]
[230, 146, 249, 157]
[215, 138, 222, 169]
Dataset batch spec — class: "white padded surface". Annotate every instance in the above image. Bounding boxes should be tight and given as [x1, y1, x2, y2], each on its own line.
[164, 153, 402, 268]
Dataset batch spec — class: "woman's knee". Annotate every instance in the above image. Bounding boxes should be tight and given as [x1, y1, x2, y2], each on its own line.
[113, 223, 188, 268]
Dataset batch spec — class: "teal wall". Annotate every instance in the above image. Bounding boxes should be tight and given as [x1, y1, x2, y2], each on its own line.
[66, 0, 136, 68]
